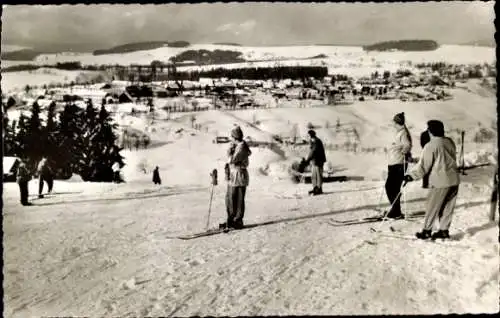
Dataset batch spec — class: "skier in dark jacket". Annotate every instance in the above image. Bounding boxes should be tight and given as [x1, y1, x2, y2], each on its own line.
[17, 159, 32, 206]
[37, 157, 53, 198]
[420, 130, 431, 188]
[304, 130, 326, 195]
[152, 166, 161, 185]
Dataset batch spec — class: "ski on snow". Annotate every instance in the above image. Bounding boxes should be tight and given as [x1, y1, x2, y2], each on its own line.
[326, 215, 386, 226]
[173, 224, 258, 240]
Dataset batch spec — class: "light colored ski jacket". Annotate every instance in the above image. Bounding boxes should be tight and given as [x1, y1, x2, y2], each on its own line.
[387, 125, 412, 166]
[408, 136, 460, 188]
[228, 141, 251, 187]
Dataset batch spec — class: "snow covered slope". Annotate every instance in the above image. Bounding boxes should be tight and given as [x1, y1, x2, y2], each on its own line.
[22, 44, 497, 68]
[2, 165, 498, 316]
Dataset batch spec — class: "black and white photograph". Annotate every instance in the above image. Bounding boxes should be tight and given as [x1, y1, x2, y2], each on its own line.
[1, 1, 498, 316]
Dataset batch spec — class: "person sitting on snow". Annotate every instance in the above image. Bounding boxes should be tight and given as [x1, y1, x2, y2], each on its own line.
[304, 130, 326, 196]
[220, 126, 252, 230]
[404, 120, 460, 240]
[385, 112, 412, 219]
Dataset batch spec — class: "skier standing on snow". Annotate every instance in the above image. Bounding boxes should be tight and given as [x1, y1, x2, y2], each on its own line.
[220, 126, 252, 230]
[17, 158, 32, 206]
[404, 120, 460, 240]
[385, 112, 412, 219]
[304, 129, 326, 195]
[112, 161, 122, 183]
[152, 166, 161, 185]
[37, 157, 54, 198]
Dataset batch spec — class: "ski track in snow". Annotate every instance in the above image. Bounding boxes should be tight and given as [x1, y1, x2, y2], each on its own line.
[2, 73, 498, 316]
[3, 174, 498, 316]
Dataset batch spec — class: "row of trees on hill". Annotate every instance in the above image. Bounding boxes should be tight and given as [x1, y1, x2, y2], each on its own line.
[3, 100, 124, 182]
[174, 66, 329, 81]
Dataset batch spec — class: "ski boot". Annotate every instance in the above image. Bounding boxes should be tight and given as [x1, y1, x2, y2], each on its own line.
[415, 229, 432, 240]
[431, 230, 450, 240]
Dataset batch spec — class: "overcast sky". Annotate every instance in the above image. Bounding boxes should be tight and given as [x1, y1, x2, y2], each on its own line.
[2, 2, 495, 49]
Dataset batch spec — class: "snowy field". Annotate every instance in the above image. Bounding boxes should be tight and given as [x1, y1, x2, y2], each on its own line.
[1, 68, 104, 93]
[30, 44, 495, 67]
[3, 74, 498, 316]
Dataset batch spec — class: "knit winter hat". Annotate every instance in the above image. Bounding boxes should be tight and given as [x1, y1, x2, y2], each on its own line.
[393, 112, 405, 125]
[427, 120, 445, 137]
[231, 126, 244, 140]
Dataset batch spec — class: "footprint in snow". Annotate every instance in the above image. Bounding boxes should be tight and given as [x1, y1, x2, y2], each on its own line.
[122, 277, 136, 290]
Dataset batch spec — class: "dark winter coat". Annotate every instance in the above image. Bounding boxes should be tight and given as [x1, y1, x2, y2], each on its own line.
[16, 162, 31, 183]
[306, 137, 326, 166]
[420, 130, 431, 188]
[152, 168, 161, 184]
[420, 130, 431, 149]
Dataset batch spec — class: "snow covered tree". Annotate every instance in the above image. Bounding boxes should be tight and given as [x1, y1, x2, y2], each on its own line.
[24, 101, 44, 167]
[3, 111, 16, 156]
[78, 99, 99, 180]
[84, 104, 124, 181]
[13, 113, 30, 159]
[42, 101, 59, 157]
[55, 102, 84, 177]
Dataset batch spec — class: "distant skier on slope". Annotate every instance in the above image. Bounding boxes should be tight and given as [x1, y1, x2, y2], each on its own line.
[219, 126, 252, 230]
[304, 129, 326, 195]
[385, 112, 412, 219]
[152, 166, 161, 185]
[404, 120, 460, 240]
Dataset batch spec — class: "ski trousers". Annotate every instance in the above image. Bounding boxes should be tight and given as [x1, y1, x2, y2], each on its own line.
[18, 181, 29, 205]
[225, 185, 247, 226]
[385, 164, 407, 217]
[311, 164, 324, 190]
[39, 174, 54, 195]
[423, 185, 459, 231]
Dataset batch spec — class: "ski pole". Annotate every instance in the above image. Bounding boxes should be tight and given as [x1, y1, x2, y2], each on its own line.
[206, 169, 218, 230]
[371, 181, 408, 233]
[403, 157, 407, 217]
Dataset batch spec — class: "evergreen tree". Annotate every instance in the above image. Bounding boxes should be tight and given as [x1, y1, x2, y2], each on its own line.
[79, 99, 99, 180]
[43, 101, 58, 156]
[14, 113, 30, 159]
[86, 104, 123, 181]
[25, 101, 44, 167]
[56, 102, 84, 177]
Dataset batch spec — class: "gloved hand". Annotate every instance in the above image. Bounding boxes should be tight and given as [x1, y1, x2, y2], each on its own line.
[404, 175, 414, 183]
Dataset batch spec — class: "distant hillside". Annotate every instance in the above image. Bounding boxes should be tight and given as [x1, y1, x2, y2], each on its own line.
[1, 49, 47, 61]
[92, 41, 190, 55]
[460, 39, 495, 48]
[213, 42, 242, 46]
[169, 49, 246, 65]
[363, 40, 439, 52]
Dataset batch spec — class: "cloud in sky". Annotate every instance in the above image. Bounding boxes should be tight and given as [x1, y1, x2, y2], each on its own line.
[1, 2, 494, 49]
[216, 20, 256, 35]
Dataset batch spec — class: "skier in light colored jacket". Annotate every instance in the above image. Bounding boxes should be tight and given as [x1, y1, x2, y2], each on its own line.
[220, 126, 252, 230]
[404, 120, 460, 240]
[385, 112, 412, 219]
